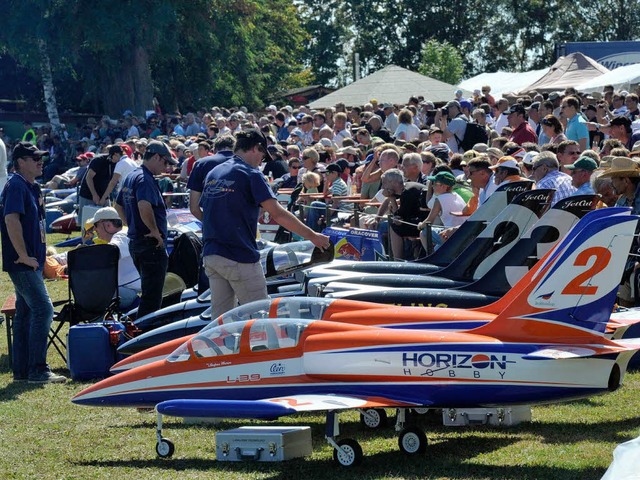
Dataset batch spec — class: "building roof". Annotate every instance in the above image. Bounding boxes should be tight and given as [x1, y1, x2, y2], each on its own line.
[308, 65, 471, 108]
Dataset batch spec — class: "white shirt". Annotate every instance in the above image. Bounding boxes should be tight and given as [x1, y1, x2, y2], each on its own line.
[384, 112, 398, 133]
[113, 156, 138, 192]
[110, 230, 141, 291]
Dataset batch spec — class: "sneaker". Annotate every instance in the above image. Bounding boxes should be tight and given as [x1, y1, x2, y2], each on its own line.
[12, 376, 27, 383]
[28, 371, 67, 384]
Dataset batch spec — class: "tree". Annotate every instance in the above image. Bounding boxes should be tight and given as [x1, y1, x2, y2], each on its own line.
[418, 39, 464, 85]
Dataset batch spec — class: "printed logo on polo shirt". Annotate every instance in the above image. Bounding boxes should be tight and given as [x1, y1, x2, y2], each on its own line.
[203, 178, 236, 198]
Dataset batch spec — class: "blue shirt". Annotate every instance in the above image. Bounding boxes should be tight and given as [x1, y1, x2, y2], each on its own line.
[200, 156, 275, 263]
[186, 150, 234, 192]
[537, 169, 576, 205]
[572, 181, 595, 196]
[116, 165, 167, 240]
[0, 174, 46, 272]
[565, 114, 590, 147]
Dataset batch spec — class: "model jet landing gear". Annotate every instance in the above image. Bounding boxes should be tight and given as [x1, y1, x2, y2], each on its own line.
[394, 408, 428, 455]
[359, 408, 388, 429]
[155, 410, 175, 458]
[325, 411, 363, 466]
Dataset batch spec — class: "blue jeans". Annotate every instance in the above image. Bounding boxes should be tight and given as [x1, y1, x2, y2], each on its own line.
[8, 269, 54, 379]
[129, 237, 168, 319]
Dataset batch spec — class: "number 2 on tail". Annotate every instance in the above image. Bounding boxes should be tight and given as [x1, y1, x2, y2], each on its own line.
[562, 247, 611, 295]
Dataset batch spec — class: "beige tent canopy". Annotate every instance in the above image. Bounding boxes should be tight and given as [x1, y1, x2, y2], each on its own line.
[512, 52, 609, 96]
[308, 65, 471, 109]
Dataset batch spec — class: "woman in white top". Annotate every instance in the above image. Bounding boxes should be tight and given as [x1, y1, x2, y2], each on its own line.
[394, 109, 421, 142]
[418, 171, 466, 251]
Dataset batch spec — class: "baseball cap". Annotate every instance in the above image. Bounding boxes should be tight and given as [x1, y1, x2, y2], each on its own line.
[236, 129, 273, 161]
[108, 144, 124, 157]
[427, 171, 456, 186]
[326, 163, 343, 174]
[611, 116, 632, 128]
[565, 156, 598, 171]
[507, 104, 526, 115]
[490, 156, 520, 170]
[146, 140, 177, 165]
[522, 151, 539, 166]
[86, 207, 121, 226]
[460, 100, 472, 111]
[13, 141, 47, 160]
[336, 158, 355, 171]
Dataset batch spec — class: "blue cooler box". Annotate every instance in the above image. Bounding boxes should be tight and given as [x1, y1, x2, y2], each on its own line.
[67, 323, 120, 380]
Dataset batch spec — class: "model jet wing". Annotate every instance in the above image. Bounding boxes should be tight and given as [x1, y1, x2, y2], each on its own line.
[523, 343, 637, 360]
[156, 394, 419, 420]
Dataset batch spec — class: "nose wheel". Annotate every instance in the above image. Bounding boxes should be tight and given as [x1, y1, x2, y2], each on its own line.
[155, 410, 176, 458]
[156, 438, 175, 458]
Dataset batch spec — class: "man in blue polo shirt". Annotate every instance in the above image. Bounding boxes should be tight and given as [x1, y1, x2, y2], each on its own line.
[115, 140, 177, 318]
[200, 129, 331, 317]
[562, 96, 589, 151]
[0, 142, 67, 383]
[188, 135, 236, 221]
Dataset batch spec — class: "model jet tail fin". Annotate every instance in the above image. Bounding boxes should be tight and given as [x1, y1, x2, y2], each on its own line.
[475, 207, 631, 316]
[471, 214, 638, 342]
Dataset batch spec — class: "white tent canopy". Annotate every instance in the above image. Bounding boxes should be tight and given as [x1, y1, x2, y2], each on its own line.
[576, 63, 640, 93]
[458, 69, 547, 99]
[514, 52, 609, 95]
[308, 65, 471, 109]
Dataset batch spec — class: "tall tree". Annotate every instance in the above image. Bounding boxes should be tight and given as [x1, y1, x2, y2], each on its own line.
[418, 39, 464, 85]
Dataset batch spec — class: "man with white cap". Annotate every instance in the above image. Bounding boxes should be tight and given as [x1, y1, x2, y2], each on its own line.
[490, 156, 525, 187]
[85, 207, 141, 310]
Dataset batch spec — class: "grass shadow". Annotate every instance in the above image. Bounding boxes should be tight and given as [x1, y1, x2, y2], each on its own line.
[72, 434, 606, 480]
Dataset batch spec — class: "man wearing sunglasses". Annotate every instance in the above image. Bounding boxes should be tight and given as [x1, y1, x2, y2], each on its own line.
[0, 142, 67, 383]
[115, 140, 177, 318]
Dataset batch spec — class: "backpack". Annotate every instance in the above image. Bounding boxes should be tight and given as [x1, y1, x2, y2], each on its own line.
[167, 231, 203, 288]
[455, 119, 489, 152]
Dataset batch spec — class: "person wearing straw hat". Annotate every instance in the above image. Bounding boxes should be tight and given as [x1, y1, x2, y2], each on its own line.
[599, 156, 640, 211]
[600, 156, 640, 306]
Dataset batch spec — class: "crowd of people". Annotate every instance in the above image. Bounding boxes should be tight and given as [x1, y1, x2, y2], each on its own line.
[3, 81, 640, 383]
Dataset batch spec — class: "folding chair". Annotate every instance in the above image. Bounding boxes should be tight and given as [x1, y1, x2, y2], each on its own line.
[48, 243, 120, 363]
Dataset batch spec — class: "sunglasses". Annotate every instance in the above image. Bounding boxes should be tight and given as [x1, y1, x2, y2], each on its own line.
[291, 165, 301, 169]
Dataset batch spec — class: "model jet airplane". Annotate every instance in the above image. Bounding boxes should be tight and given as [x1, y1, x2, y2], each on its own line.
[73, 214, 640, 466]
[113, 206, 629, 366]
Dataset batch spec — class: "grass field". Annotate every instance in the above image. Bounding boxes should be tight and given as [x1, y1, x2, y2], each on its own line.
[0, 234, 638, 479]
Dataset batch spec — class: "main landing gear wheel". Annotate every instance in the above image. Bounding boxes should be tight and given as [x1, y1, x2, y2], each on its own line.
[398, 427, 427, 455]
[360, 408, 388, 429]
[156, 438, 175, 458]
[332, 438, 363, 467]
